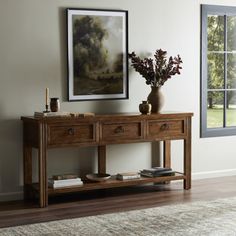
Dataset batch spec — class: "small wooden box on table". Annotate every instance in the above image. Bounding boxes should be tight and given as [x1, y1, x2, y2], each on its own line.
[21, 112, 193, 208]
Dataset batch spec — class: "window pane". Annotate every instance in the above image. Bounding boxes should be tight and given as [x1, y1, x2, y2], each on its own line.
[227, 16, 236, 51]
[227, 53, 236, 88]
[207, 91, 224, 128]
[226, 91, 236, 126]
[208, 15, 224, 52]
[208, 53, 224, 89]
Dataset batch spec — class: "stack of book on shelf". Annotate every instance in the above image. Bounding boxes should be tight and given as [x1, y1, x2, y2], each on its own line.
[34, 112, 95, 118]
[48, 174, 83, 189]
[116, 172, 141, 180]
[140, 167, 175, 178]
[34, 111, 70, 118]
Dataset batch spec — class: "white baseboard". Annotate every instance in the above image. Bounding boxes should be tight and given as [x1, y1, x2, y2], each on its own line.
[0, 191, 23, 202]
[192, 168, 236, 180]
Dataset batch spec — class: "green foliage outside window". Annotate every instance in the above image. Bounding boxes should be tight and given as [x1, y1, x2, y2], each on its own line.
[207, 15, 236, 128]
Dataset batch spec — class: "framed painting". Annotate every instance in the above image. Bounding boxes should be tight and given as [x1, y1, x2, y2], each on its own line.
[67, 8, 128, 101]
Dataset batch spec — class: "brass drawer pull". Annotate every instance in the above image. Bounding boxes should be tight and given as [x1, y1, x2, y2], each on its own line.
[68, 128, 75, 135]
[160, 123, 169, 131]
[114, 126, 125, 134]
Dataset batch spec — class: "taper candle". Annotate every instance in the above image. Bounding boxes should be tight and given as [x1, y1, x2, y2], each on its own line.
[46, 88, 49, 106]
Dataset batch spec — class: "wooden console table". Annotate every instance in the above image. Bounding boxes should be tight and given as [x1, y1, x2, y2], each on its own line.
[21, 112, 193, 208]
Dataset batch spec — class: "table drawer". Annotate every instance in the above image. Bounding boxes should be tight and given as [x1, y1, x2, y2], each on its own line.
[100, 121, 143, 142]
[47, 123, 96, 145]
[147, 119, 185, 138]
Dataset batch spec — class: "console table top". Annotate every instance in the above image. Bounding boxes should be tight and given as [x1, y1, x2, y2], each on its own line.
[21, 111, 193, 122]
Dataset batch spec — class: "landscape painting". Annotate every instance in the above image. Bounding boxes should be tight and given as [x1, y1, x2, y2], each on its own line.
[67, 9, 128, 101]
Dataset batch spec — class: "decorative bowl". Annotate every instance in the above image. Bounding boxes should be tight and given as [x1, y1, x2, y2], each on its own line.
[86, 173, 111, 182]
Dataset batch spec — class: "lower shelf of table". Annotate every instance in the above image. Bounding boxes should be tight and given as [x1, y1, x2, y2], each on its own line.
[31, 172, 185, 196]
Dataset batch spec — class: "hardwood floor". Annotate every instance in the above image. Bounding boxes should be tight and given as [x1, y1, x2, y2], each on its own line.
[0, 175, 236, 228]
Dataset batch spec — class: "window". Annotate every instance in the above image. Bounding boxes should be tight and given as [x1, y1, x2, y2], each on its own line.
[201, 5, 236, 137]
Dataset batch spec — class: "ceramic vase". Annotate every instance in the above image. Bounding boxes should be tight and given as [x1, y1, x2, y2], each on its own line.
[139, 101, 152, 114]
[147, 86, 164, 113]
[50, 98, 60, 112]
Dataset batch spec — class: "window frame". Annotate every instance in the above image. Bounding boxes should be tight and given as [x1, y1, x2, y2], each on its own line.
[201, 4, 236, 137]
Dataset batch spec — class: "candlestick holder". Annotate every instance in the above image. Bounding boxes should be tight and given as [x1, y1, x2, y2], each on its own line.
[44, 104, 50, 113]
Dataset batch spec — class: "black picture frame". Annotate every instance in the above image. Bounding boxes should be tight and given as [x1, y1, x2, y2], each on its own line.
[67, 8, 128, 101]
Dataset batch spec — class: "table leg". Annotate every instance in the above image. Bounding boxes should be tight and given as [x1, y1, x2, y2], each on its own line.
[38, 123, 48, 207]
[163, 140, 171, 168]
[23, 145, 32, 200]
[98, 145, 106, 174]
[163, 140, 171, 184]
[184, 117, 192, 189]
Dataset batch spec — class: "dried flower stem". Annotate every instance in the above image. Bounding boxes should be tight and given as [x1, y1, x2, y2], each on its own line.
[128, 49, 183, 87]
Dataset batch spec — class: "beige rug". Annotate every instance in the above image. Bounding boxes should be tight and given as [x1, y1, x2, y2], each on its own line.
[1, 197, 236, 236]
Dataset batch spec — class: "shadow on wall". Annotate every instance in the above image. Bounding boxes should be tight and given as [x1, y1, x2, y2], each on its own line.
[0, 118, 23, 194]
[91, 100, 126, 114]
[58, 7, 68, 102]
[47, 146, 97, 179]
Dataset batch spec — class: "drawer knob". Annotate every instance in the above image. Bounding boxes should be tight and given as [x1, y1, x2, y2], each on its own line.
[114, 126, 125, 134]
[68, 128, 75, 135]
[160, 123, 169, 131]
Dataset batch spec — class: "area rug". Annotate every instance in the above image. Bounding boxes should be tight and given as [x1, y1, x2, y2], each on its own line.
[1, 197, 236, 236]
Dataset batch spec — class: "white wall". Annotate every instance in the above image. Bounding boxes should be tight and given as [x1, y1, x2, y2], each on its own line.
[1, 0, 236, 201]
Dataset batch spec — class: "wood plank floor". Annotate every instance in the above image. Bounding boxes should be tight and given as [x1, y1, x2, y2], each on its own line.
[0, 176, 236, 228]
